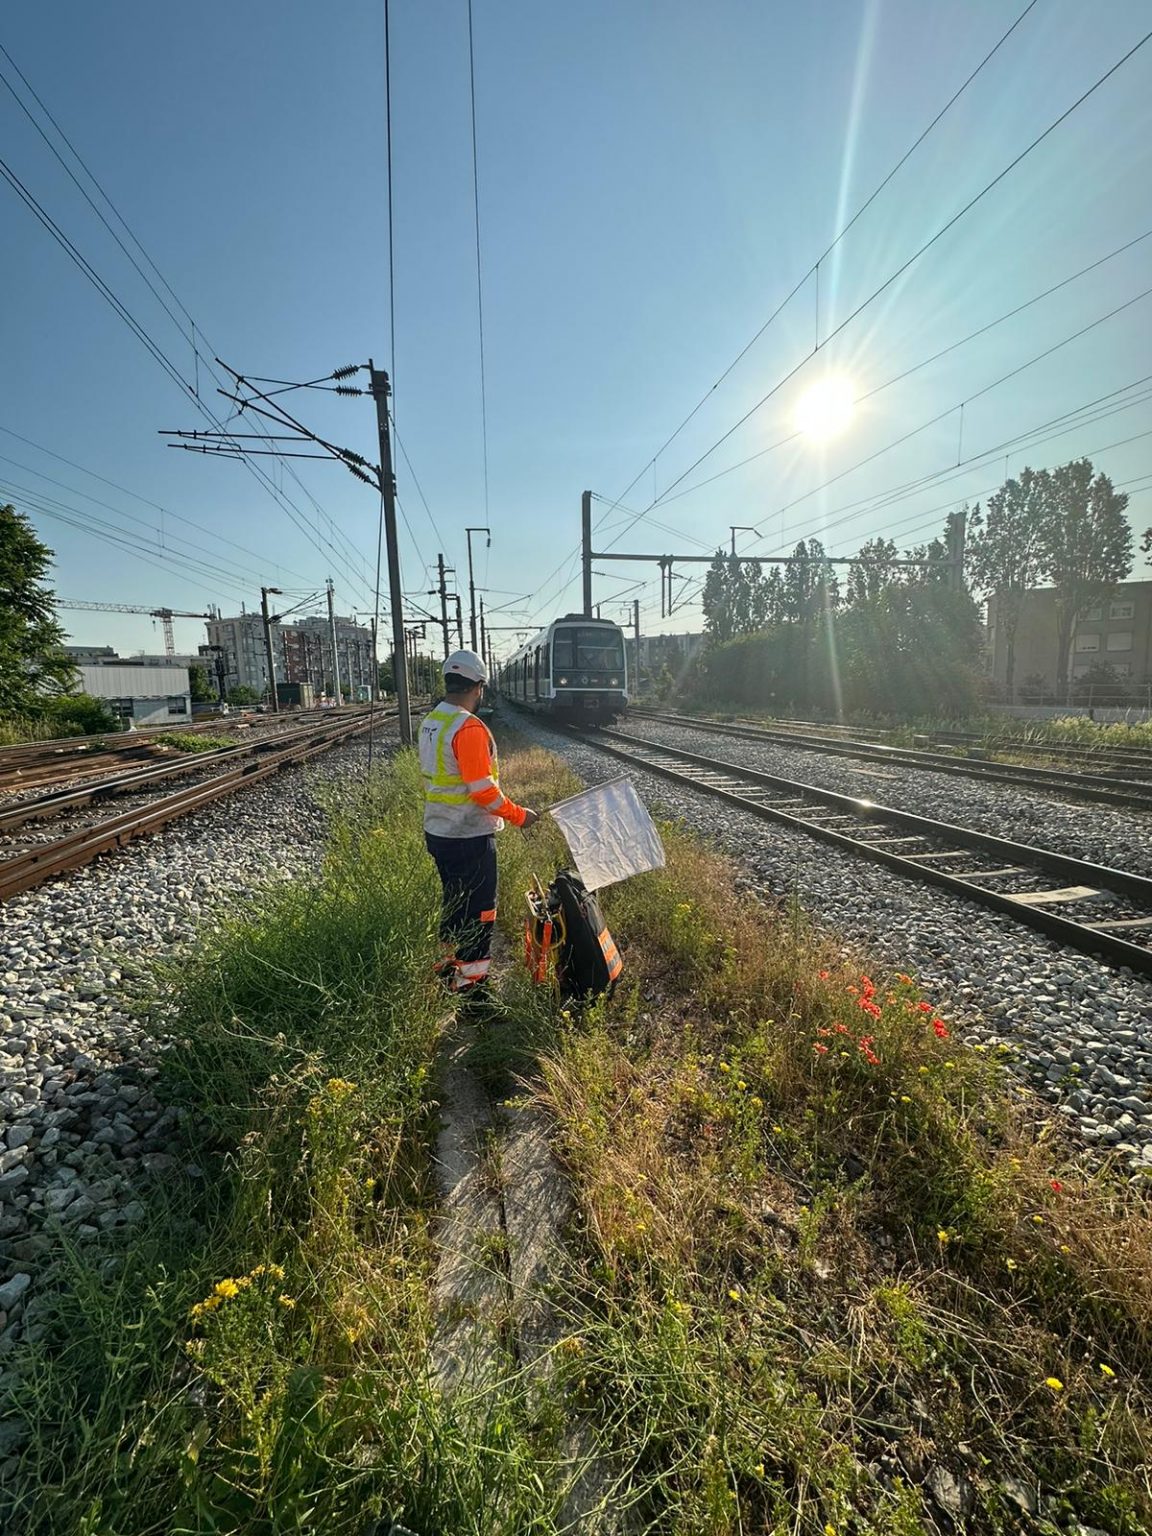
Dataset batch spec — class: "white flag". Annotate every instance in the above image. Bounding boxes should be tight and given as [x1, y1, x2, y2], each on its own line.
[547, 777, 666, 892]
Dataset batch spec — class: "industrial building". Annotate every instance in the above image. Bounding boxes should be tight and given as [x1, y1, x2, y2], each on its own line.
[76, 662, 192, 727]
[986, 579, 1152, 702]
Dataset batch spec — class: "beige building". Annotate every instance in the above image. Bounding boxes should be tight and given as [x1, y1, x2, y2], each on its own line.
[986, 579, 1152, 697]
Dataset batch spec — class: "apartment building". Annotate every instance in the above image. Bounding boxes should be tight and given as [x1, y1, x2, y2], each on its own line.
[986, 579, 1152, 694]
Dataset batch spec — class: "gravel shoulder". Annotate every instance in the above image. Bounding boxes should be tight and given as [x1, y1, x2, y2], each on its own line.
[0, 737, 392, 1363]
[507, 712, 1152, 1180]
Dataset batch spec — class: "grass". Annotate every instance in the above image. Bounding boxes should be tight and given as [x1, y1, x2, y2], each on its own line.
[7, 734, 1152, 1533]
[152, 730, 238, 753]
[494, 731, 1152, 1532]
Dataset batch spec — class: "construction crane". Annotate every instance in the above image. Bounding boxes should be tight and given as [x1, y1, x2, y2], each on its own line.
[57, 600, 213, 657]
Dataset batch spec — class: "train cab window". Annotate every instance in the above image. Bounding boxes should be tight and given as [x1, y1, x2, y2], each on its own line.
[552, 626, 625, 674]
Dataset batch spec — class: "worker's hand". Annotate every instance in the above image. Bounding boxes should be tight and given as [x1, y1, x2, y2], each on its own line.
[521, 808, 540, 829]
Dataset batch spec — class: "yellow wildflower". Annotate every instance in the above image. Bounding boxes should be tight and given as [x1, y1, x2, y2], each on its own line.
[753, 1462, 765, 1477]
[1099, 1363, 1115, 1379]
[718, 1062, 731, 1073]
[899, 1095, 911, 1103]
[1045, 1377, 1064, 1392]
[1005, 1258, 1018, 1272]
[736, 1080, 748, 1091]
[728, 1287, 742, 1301]
[936, 1229, 950, 1244]
[751, 1096, 764, 1109]
[1032, 1215, 1044, 1225]
[278, 1294, 297, 1310]
[213, 1278, 241, 1300]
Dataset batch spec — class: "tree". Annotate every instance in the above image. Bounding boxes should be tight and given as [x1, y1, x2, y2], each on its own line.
[188, 663, 215, 703]
[702, 551, 747, 644]
[965, 469, 1048, 701]
[225, 685, 261, 706]
[846, 537, 899, 608]
[1038, 459, 1131, 691]
[0, 503, 77, 717]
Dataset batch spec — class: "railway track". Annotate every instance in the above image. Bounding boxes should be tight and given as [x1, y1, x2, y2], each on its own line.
[695, 711, 1152, 777]
[0, 708, 374, 794]
[628, 709, 1152, 811]
[567, 724, 1152, 980]
[0, 712, 384, 902]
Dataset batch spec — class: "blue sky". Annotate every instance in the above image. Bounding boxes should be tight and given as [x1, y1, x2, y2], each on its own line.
[1, 0, 1150, 659]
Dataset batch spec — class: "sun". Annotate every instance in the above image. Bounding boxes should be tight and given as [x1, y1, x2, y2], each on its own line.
[795, 376, 855, 441]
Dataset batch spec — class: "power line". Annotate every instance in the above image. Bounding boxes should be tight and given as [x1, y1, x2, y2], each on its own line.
[777, 394, 1152, 557]
[390, 416, 447, 548]
[741, 284, 1152, 548]
[604, 25, 1152, 547]
[648, 228, 1152, 516]
[0, 55, 374, 604]
[466, 0, 490, 527]
[598, 0, 1045, 524]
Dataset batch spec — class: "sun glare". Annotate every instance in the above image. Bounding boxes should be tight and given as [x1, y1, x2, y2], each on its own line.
[795, 376, 855, 441]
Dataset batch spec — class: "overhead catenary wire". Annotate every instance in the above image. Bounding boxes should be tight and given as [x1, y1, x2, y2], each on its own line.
[642, 228, 1152, 518]
[597, 0, 1045, 525]
[0, 50, 375, 605]
[601, 25, 1152, 550]
[466, 0, 490, 527]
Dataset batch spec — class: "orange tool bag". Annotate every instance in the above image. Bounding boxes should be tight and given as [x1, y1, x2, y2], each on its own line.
[525, 869, 623, 1000]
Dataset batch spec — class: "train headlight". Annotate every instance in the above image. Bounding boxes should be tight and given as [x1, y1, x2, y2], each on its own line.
[559, 676, 568, 685]
[610, 676, 619, 686]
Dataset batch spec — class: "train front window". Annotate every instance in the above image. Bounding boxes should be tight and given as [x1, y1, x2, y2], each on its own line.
[552, 628, 625, 672]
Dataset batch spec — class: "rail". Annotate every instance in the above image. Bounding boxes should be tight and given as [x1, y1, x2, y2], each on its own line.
[566, 724, 1152, 980]
[0, 714, 376, 902]
[627, 710, 1152, 811]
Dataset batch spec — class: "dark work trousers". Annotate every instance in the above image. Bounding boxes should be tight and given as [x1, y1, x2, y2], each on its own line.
[425, 832, 498, 969]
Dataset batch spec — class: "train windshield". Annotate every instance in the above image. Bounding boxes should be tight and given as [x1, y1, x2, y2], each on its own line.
[552, 627, 625, 671]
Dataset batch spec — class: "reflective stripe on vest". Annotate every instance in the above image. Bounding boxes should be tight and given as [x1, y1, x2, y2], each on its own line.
[419, 704, 503, 837]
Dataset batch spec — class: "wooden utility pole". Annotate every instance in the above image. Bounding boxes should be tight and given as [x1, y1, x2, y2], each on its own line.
[260, 586, 281, 713]
[368, 363, 412, 745]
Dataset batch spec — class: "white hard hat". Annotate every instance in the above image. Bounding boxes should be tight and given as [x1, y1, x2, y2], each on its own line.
[443, 648, 488, 684]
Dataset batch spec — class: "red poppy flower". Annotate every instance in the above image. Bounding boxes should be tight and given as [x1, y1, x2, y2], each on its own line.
[818, 969, 830, 980]
[834, 1023, 850, 1035]
[813, 1043, 829, 1056]
[916, 1001, 932, 1014]
[932, 1020, 950, 1039]
[1050, 1179, 1063, 1193]
[859, 999, 882, 1020]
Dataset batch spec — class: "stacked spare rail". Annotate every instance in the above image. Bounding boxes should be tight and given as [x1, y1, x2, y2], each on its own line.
[564, 722, 1152, 979]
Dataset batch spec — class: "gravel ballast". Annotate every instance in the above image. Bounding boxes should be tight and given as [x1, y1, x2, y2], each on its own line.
[620, 716, 1152, 876]
[0, 737, 391, 1367]
[509, 713, 1152, 1179]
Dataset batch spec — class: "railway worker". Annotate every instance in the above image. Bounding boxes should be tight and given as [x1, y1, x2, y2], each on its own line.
[419, 649, 539, 996]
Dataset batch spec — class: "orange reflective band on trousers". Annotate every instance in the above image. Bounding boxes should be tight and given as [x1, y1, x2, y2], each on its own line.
[479, 908, 497, 923]
[597, 928, 623, 981]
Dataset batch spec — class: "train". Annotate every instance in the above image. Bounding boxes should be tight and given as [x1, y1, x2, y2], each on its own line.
[497, 614, 629, 723]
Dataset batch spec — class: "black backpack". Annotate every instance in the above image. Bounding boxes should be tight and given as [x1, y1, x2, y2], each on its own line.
[526, 870, 623, 1000]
